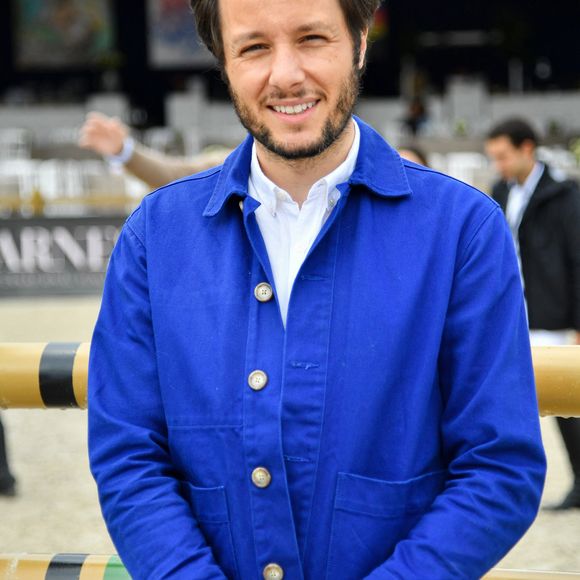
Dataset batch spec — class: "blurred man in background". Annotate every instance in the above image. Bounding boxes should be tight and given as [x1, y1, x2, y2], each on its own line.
[486, 118, 580, 510]
[0, 414, 16, 496]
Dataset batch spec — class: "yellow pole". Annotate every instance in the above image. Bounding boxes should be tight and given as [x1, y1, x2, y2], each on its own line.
[0, 344, 579, 415]
[532, 346, 580, 418]
[0, 554, 50, 579]
[485, 569, 580, 579]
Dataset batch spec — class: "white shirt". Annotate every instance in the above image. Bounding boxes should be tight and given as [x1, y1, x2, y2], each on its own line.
[506, 162, 544, 250]
[505, 162, 544, 285]
[248, 120, 360, 327]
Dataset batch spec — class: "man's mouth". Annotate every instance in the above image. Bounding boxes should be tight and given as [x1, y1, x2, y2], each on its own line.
[271, 101, 317, 115]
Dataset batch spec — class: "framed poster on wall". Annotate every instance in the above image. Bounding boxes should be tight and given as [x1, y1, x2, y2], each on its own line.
[13, 0, 115, 69]
[147, 0, 214, 68]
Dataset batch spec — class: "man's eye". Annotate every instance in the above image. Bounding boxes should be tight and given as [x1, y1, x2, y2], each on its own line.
[302, 35, 325, 43]
[241, 44, 267, 55]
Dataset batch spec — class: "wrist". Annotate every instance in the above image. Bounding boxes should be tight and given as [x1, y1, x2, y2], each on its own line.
[105, 136, 135, 166]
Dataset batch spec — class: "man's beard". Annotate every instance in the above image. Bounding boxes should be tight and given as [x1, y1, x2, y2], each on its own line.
[228, 66, 361, 161]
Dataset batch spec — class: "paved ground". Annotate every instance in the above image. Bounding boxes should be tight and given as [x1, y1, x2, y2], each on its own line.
[0, 297, 579, 574]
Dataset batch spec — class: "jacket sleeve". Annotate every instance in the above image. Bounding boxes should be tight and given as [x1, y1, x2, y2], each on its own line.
[365, 207, 546, 579]
[88, 213, 228, 580]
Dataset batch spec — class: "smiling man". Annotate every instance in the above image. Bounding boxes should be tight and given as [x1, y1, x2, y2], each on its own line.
[88, 1, 546, 579]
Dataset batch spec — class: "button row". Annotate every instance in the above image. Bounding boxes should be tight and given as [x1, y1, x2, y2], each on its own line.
[249, 282, 281, 579]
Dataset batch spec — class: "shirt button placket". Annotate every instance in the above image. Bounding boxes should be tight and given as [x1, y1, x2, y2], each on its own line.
[243, 245, 301, 577]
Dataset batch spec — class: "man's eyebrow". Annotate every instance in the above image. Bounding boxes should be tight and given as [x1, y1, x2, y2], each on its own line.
[295, 21, 338, 35]
[231, 32, 265, 50]
[230, 21, 339, 50]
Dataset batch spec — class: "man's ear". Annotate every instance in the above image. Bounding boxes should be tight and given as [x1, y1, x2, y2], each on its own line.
[521, 139, 536, 158]
[358, 29, 369, 70]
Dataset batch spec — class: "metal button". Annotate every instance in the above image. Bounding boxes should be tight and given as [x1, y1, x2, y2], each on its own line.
[263, 563, 284, 579]
[239, 200, 244, 212]
[248, 370, 268, 391]
[252, 467, 272, 488]
[254, 283, 273, 303]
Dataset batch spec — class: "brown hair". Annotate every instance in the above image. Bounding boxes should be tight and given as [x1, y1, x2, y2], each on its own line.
[487, 118, 539, 149]
[190, 0, 381, 66]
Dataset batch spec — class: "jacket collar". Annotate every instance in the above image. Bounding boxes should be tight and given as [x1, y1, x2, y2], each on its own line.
[203, 115, 412, 217]
[522, 164, 573, 219]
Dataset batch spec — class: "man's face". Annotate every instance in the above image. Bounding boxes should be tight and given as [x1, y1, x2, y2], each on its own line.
[485, 136, 535, 183]
[219, 0, 366, 160]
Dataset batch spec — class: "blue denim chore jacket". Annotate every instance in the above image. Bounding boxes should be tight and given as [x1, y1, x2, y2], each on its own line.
[88, 118, 546, 580]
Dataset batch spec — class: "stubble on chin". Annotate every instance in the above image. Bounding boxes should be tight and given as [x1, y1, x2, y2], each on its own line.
[227, 66, 361, 162]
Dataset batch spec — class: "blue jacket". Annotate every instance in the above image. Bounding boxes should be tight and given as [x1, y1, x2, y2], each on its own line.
[88, 118, 546, 580]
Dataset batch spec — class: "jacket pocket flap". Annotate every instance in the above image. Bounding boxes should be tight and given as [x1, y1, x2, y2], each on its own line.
[183, 482, 230, 523]
[335, 469, 446, 517]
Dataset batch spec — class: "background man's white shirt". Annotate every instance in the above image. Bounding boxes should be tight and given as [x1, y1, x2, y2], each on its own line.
[506, 161, 544, 268]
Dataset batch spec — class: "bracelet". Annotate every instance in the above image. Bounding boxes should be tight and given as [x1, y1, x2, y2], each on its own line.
[105, 136, 135, 166]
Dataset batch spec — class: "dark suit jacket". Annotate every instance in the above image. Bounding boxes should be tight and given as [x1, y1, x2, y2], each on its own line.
[493, 165, 580, 331]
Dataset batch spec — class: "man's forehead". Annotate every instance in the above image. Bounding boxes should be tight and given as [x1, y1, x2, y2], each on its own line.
[219, 0, 347, 39]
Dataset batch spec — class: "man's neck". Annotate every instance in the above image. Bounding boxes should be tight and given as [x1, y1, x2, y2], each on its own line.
[516, 159, 538, 186]
[255, 120, 356, 207]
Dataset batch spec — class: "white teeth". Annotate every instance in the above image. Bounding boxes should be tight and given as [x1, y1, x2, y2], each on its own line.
[273, 102, 316, 115]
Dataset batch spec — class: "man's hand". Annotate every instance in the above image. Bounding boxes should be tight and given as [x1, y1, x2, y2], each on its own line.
[79, 112, 129, 157]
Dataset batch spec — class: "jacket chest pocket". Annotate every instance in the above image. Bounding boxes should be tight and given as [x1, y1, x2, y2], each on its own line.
[183, 483, 240, 580]
[326, 469, 446, 580]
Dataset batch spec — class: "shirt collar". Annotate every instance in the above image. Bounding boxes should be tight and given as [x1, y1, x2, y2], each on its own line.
[248, 119, 360, 213]
[203, 116, 412, 217]
[524, 162, 544, 195]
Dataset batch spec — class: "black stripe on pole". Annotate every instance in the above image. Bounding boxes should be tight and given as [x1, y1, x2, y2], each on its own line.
[45, 553, 88, 579]
[39, 343, 82, 408]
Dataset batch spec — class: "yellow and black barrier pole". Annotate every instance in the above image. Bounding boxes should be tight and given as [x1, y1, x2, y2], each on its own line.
[1, 346, 580, 577]
[0, 554, 129, 579]
[1, 343, 579, 416]
[0, 343, 89, 409]
[1, 556, 580, 580]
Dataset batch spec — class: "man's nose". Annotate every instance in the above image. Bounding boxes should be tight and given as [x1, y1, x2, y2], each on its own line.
[268, 45, 306, 92]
